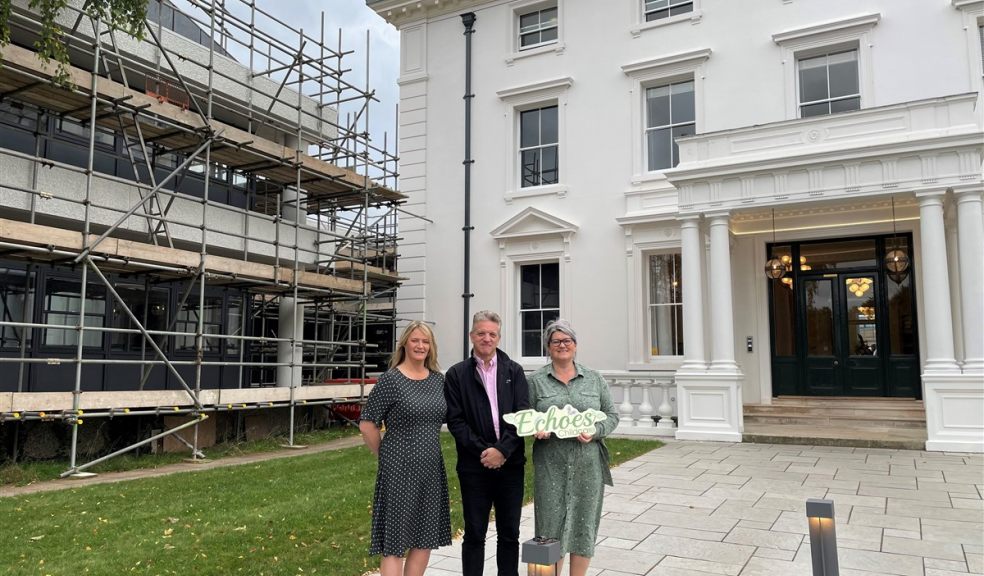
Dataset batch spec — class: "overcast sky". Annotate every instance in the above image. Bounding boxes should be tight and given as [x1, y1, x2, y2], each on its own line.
[171, 0, 400, 164]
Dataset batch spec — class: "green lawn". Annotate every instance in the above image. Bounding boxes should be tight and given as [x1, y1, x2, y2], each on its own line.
[0, 427, 361, 487]
[0, 435, 661, 575]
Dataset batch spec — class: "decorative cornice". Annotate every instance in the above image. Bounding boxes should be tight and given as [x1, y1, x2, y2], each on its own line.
[620, 48, 712, 77]
[397, 73, 429, 86]
[729, 199, 918, 223]
[951, 0, 984, 10]
[496, 76, 574, 100]
[368, 0, 491, 27]
[772, 13, 880, 45]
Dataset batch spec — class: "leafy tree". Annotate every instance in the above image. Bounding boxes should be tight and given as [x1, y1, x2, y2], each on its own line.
[0, 0, 147, 85]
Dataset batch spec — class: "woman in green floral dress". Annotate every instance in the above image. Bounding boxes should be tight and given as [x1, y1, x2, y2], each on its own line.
[529, 319, 619, 576]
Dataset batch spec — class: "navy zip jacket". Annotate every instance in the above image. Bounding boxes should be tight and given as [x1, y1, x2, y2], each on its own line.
[445, 348, 530, 472]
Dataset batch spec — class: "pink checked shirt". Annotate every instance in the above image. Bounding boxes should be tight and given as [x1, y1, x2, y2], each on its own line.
[476, 354, 500, 439]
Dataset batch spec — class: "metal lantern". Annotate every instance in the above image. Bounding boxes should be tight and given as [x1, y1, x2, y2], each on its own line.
[764, 209, 788, 280]
[885, 197, 911, 284]
[765, 257, 787, 279]
[523, 537, 561, 576]
[884, 248, 910, 283]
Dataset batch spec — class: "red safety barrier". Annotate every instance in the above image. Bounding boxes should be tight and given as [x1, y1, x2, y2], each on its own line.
[323, 379, 376, 421]
[333, 403, 362, 420]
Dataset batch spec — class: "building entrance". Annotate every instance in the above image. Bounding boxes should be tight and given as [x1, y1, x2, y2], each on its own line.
[769, 236, 920, 398]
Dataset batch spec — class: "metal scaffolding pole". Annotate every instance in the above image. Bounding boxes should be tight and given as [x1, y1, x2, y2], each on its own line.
[0, 0, 403, 473]
[67, 15, 103, 477]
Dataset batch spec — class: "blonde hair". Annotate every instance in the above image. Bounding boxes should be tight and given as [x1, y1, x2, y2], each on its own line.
[390, 320, 441, 372]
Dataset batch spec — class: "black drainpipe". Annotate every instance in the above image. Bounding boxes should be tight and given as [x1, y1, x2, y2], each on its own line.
[461, 12, 476, 358]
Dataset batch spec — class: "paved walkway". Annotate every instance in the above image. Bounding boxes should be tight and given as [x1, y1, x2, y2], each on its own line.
[0, 435, 363, 498]
[426, 440, 984, 576]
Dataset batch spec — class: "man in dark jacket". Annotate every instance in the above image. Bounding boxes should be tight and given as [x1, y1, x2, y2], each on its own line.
[445, 310, 530, 576]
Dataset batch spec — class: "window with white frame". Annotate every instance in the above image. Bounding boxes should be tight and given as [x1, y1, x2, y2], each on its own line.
[772, 13, 879, 120]
[519, 262, 559, 357]
[520, 105, 559, 188]
[644, 0, 693, 22]
[798, 49, 860, 118]
[648, 253, 683, 356]
[621, 49, 709, 180]
[646, 80, 695, 171]
[518, 6, 557, 50]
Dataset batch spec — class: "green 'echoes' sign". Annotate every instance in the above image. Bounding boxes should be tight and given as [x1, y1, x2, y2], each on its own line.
[503, 405, 608, 438]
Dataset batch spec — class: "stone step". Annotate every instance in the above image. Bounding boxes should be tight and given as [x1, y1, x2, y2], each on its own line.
[744, 404, 926, 419]
[742, 423, 927, 450]
[744, 396, 926, 430]
[770, 396, 923, 406]
[743, 413, 926, 429]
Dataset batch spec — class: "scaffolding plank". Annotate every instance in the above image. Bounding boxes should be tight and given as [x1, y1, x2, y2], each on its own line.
[0, 43, 404, 204]
[0, 217, 363, 293]
[333, 260, 406, 283]
[2, 385, 376, 412]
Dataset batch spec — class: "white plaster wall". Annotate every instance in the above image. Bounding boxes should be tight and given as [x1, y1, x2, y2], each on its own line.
[731, 235, 761, 404]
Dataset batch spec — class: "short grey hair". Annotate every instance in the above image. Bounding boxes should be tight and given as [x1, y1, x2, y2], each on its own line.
[543, 318, 577, 350]
[471, 310, 502, 332]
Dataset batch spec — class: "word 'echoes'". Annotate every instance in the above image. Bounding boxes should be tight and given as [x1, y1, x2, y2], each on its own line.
[503, 405, 607, 438]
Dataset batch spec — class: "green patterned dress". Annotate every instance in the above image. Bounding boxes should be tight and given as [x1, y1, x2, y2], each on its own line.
[528, 362, 619, 557]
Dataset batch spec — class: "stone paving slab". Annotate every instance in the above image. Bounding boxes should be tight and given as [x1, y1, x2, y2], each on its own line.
[425, 440, 984, 576]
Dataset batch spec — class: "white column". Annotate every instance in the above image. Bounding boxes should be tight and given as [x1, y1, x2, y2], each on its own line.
[955, 188, 984, 373]
[944, 200, 964, 365]
[679, 216, 706, 371]
[917, 193, 960, 373]
[277, 297, 304, 388]
[707, 213, 739, 372]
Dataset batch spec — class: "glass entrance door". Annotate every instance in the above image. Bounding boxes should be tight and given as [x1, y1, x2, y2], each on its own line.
[842, 275, 881, 395]
[803, 277, 837, 394]
[802, 273, 883, 396]
[769, 235, 919, 398]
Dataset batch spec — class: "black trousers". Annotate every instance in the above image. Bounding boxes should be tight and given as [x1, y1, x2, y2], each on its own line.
[458, 465, 525, 576]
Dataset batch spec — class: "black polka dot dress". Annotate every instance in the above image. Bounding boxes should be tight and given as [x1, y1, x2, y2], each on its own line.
[361, 368, 452, 557]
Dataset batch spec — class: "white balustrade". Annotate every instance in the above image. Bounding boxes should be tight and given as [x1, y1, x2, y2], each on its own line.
[616, 379, 635, 426]
[600, 371, 676, 437]
[635, 379, 655, 428]
[656, 380, 675, 431]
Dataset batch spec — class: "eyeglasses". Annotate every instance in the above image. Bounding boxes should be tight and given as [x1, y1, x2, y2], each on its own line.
[549, 338, 575, 348]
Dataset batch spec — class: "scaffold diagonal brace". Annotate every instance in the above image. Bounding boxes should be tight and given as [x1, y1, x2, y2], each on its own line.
[73, 136, 219, 263]
[85, 258, 203, 410]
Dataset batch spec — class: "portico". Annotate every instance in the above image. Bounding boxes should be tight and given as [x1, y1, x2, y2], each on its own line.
[663, 93, 984, 452]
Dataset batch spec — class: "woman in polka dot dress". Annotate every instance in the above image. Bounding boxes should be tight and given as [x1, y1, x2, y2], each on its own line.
[360, 320, 452, 576]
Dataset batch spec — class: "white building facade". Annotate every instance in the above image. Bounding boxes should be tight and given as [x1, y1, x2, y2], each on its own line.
[370, 0, 984, 452]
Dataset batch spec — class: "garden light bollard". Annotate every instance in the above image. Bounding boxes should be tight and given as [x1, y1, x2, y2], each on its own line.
[522, 537, 561, 576]
[806, 498, 839, 576]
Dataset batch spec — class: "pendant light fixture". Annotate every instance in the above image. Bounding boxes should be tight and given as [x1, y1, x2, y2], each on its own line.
[764, 209, 787, 279]
[884, 197, 910, 283]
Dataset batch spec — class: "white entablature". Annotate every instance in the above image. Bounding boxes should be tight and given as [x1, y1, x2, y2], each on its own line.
[666, 93, 982, 214]
[368, 0, 489, 27]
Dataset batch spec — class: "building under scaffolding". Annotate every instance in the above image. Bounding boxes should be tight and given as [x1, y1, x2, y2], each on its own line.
[0, 0, 403, 475]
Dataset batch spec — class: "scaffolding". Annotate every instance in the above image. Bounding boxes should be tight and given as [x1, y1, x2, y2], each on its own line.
[0, 0, 403, 476]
